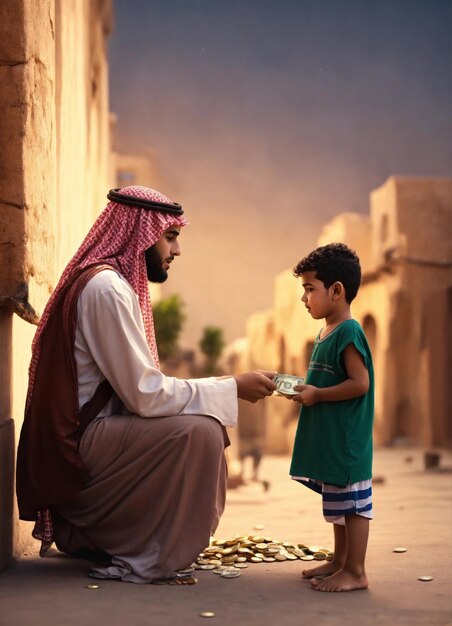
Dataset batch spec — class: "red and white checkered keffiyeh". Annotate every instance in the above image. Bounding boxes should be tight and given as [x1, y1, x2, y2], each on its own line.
[26, 185, 188, 408]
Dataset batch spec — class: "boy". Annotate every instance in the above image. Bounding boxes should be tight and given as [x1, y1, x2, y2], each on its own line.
[290, 243, 374, 592]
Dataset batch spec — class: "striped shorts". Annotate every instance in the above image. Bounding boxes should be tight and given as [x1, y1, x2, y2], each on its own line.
[292, 476, 373, 525]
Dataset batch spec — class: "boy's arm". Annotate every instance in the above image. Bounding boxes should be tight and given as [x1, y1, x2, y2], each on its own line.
[292, 344, 369, 406]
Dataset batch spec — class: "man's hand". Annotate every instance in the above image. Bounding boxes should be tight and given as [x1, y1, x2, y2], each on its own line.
[234, 371, 277, 403]
[292, 384, 319, 406]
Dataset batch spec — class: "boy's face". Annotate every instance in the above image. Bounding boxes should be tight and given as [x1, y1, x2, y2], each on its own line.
[300, 271, 335, 319]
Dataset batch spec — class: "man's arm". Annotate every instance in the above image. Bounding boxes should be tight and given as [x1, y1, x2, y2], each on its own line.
[77, 271, 275, 425]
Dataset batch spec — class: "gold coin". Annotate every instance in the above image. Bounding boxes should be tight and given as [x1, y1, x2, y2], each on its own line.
[418, 576, 433, 582]
[221, 555, 238, 563]
[263, 557, 276, 562]
[85, 584, 99, 589]
[213, 567, 229, 574]
[251, 536, 265, 543]
[393, 547, 407, 553]
[274, 554, 287, 561]
[308, 545, 321, 553]
[198, 564, 216, 570]
[250, 556, 263, 563]
[286, 554, 297, 561]
[255, 543, 268, 551]
[264, 547, 280, 555]
[300, 555, 315, 561]
[233, 562, 249, 569]
[176, 576, 197, 585]
[209, 559, 222, 566]
[199, 612, 216, 618]
[236, 556, 247, 563]
[233, 536, 248, 543]
[291, 549, 304, 557]
[220, 569, 241, 579]
[176, 568, 195, 576]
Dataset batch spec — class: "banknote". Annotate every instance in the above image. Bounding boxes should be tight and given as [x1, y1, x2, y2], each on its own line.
[273, 374, 304, 397]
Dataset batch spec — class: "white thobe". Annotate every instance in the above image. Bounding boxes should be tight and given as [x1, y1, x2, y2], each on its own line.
[75, 269, 238, 427]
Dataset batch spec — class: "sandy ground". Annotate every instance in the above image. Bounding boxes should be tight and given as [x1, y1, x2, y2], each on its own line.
[1, 446, 451, 626]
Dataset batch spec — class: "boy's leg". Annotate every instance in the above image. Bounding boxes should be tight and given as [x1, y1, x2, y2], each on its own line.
[311, 514, 369, 592]
[251, 447, 262, 481]
[302, 522, 346, 579]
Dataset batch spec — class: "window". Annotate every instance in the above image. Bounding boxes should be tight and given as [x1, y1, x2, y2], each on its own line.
[380, 214, 389, 243]
[362, 315, 377, 355]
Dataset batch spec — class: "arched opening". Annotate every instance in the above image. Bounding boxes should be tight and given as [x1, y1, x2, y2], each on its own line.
[380, 214, 389, 243]
[362, 314, 377, 355]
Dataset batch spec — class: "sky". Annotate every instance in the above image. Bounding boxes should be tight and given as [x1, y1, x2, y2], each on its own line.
[108, 0, 451, 349]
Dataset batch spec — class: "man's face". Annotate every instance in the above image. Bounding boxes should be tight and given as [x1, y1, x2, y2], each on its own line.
[145, 226, 181, 283]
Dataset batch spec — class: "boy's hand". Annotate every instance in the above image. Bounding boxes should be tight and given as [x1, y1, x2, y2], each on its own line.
[292, 384, 319, 406]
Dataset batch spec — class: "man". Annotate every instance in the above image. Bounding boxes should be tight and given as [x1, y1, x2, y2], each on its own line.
[16, 185, 276, 584]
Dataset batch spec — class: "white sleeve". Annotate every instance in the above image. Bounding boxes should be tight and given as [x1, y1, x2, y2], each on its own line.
[77, 271, 238, 427]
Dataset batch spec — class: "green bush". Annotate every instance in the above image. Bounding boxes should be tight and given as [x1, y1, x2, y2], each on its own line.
[153, 294, 186, 361]
[199, 326, 225, 375]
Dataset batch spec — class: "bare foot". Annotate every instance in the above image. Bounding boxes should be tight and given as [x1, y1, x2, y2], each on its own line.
[302, 561, 342, 580]
[310, 569, 368, 592]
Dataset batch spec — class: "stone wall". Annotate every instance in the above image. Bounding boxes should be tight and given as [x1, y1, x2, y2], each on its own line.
[0, 0, 113, 568]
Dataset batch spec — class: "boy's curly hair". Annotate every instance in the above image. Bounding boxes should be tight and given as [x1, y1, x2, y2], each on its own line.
[293, 243, 361, 303]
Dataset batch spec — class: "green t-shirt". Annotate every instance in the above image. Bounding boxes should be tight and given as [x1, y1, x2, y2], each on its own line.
[290, 319, 374, 486]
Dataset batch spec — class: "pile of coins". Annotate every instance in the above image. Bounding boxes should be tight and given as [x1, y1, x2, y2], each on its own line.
[152, 568, 199, 585]
[191, 535, 333, 579]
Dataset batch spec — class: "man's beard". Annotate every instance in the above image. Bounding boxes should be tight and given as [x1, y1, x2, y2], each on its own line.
[145, 245, 170, 283]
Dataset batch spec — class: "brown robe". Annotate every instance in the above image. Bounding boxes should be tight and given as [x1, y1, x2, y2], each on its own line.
[16, 264, 115, 520]
[16, 265, 228, 582]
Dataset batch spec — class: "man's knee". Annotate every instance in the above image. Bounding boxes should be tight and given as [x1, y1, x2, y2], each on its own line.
[182, 416, 226, 453]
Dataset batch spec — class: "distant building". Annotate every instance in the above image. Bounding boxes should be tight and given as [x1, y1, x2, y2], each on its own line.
[225, 177, 452, 455]
[112, 151, 160, 190]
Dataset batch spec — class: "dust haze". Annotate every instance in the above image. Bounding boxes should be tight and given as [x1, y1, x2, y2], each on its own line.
[110, 0, 451, 350]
